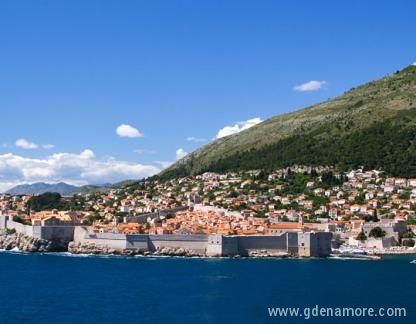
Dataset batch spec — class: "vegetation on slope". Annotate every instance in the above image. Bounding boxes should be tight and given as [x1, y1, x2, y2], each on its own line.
[161, 65, 416, 179]
[27, 192, 69, 212]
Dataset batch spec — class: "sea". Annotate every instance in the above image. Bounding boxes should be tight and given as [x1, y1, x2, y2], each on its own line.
[0, 251, 414, 324]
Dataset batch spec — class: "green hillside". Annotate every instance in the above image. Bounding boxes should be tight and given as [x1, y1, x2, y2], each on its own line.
[161, 65, 416, 179]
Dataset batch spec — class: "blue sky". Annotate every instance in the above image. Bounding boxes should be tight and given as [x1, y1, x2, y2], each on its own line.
[0, 0, 415, 191]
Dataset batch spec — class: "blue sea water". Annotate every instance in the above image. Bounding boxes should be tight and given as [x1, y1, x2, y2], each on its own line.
[0, 252, 414, 324]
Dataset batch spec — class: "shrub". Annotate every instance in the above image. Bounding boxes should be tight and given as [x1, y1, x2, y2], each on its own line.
[369, 226, 386, 238]
[12, 216, 26, 224]
[6, 228, 16, 235]
[356, 231, 367, 241]
[402, 239, 415, 247]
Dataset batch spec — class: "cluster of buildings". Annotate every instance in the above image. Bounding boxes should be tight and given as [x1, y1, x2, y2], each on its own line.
[1, 167, 416, 254]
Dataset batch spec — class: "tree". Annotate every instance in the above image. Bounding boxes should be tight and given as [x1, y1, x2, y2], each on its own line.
[400, 230, 414, 239]
[6, 228, 16, 235]
[229, 191, 239, 198]
[12, 216, 27, 224]
[407, 217, 416, 225]
[165, 213, 174, 219]
[356, 231, 367, 241]
[402, 239, 415, 247]
[321, 171, 341, 187]
[373, 208, 378, 221]
[255, 169, 267, 181]
[369, 226, 386, 238]
[363, 214, 379, 222]
[27, 192, 69, 212]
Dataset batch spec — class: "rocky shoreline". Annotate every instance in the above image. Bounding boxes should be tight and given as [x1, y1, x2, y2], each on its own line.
[68, 241, 203, 257]
[67, 242, 298, 258]
[0, 231, 298, 257]
[0, 230, 59, 252]
[0, 233, 317, 258]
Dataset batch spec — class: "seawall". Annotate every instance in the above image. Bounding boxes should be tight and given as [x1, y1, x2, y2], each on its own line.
[0, 214, 333, 257]
[0, 214, 74, 251]
[70, 227, 333, 257]
[69, 227, 208, 256]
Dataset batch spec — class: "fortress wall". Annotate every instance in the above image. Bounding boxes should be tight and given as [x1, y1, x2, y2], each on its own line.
[1, 216, 332, 257]
[206, 234, 223, 256]
[73, 226, 128, 250]
[125, 206, 189, 224]
[0, 215, 7, 229]
[125, 213, 157, 224]
[298, 233, 311, 257]
[287, 232, 299, 254]
[5, 218, 35, 237]
[193, 204, 242, 218]
[206, 234, 239, 257]
[314, 232, 333, 257]
[125, 234, 149, 250]
[70, 230, 333, 256]
[39, 226, 75, 242]
[148, 234, 208, 254]
[236, 234, 288, 255]
[72, 228, 208, 253]
[298, 232, 333, 257]
[221, 236, 239, 256]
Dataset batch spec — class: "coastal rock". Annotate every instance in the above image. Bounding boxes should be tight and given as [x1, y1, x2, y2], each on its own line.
[175, 247, 185, 256]
[68, 241, 131, 255]
[65, 241, 206, 257]
[0, 230, 58, 253]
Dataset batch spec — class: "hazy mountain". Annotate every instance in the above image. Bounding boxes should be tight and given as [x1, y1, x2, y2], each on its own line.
[6, 182, 79, 196]
[161, 64, 416, 179]
[6, 180, 138, 196]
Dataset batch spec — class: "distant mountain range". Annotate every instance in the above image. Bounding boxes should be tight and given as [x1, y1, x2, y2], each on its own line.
[5, 180, 140, 196]
[6, 182, 80, 196]
[161, 64, 416, 179]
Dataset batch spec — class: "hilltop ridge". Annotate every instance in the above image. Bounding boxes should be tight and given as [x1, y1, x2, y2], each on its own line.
[161, 65, 416, 179]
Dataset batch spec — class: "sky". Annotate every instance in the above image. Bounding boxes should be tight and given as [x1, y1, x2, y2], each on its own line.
[0, 0, 415, 191]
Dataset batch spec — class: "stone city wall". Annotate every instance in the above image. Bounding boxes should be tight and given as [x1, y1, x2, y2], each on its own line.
[124, 206, 189, 224]
[149, 234, 208, 255]
[193, 204, 242, 218]
[1, 215, 332, 257]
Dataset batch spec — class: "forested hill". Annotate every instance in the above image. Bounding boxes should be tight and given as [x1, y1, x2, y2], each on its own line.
[161, 65, 416, 179]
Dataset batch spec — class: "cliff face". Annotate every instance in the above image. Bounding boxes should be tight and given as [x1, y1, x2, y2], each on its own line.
[0, 230, 63, 252]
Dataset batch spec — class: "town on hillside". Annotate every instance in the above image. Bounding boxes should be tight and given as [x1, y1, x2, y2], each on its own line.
[1, 166, 416, 254]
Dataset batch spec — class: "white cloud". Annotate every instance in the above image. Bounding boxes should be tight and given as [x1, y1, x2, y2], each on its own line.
[154, 147, 189, 170]
[15, 140, 55, 150]
[15, 139, 38, 149]
[186, 136, 206, 143]
[79, 149, 95, 159]
[412, 61, 416, 66]
[216, 117, 262, 139]
[175, 148, 188, 160]
[134, 149, 156, 155]
[116, 124, 143, 138]
[293, 80, 327, 92]
[0, 149, 160, 192]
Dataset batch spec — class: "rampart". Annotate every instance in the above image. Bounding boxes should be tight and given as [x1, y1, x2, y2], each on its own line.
[0, 214, 75, 251]
[73, 227, 332, 257]
[0, 214, 332, 257]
